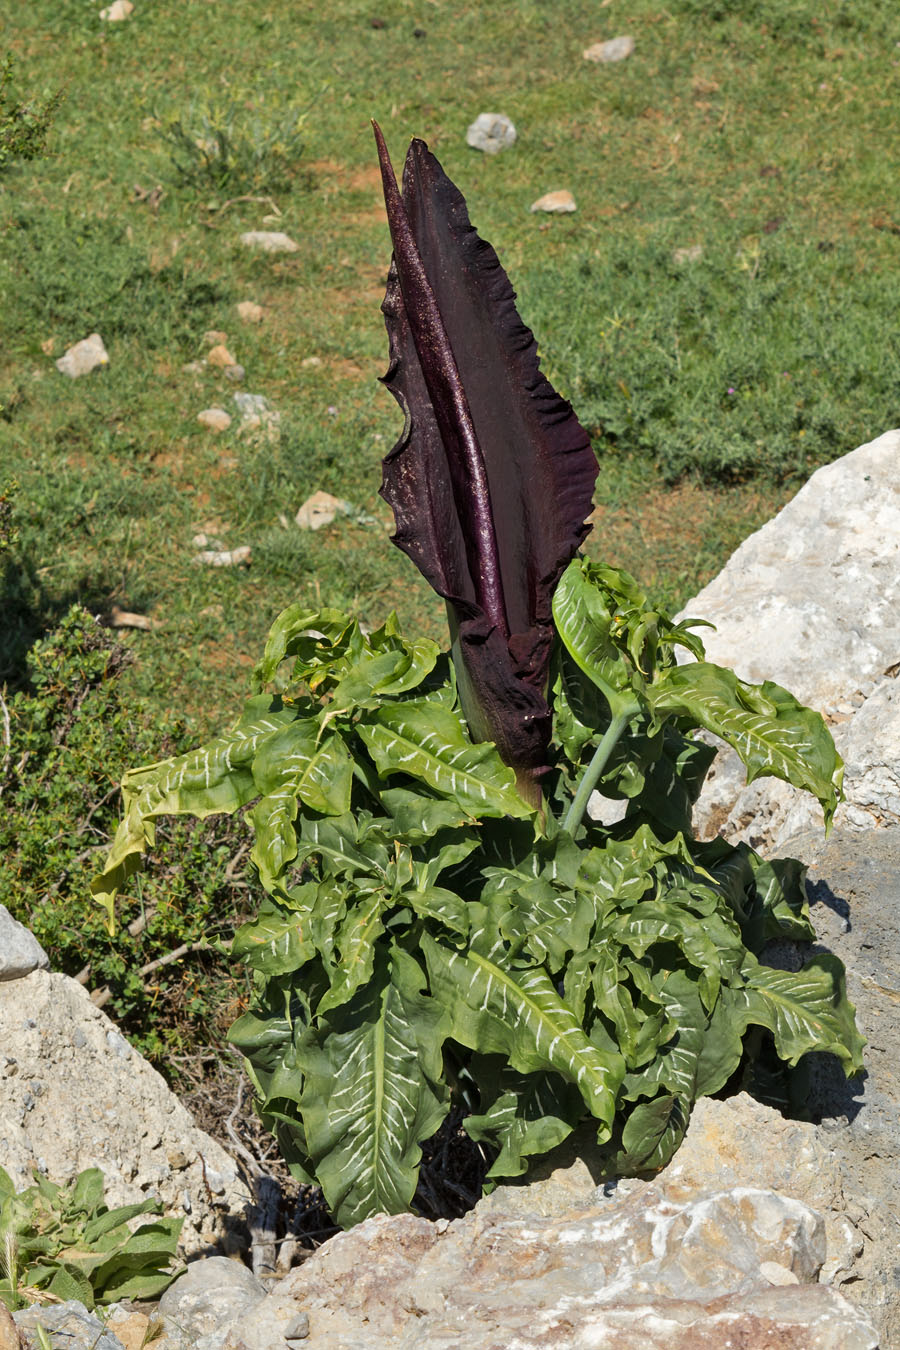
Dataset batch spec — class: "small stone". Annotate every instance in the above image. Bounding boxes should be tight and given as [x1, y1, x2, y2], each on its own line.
[301, 355, 323, 368]
[760, 1260, 801, 1286]
[207, 344, 237, 369]
[236, 301, 264, 323]
[466, 113, 516, 155]
[106, 1307, 151, 1350]
[583, 35, 635, 63]
[100, 0, 134, 19]
[55, 334, 109, 378]
[182, 359, 207, 374]
[295, 491, 352, 531]
[197, 408, 232, 432]
[530, 190, 576, 214]
[224, 363, 246, 383]
[109, 605, 154, 631]
[156, 1256, 266, 1345]
[240, 230, 299, 254]
[202, 329, 228, 346]
[193, 546, 251, 567]
[284, 1311, 310, 1341]
[673, 243, 703, 264]
[0, 906, 49, 981]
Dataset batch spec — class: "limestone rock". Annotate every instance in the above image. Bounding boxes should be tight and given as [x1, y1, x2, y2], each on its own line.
[680, 428, 900, 712]
[239, 231, 299, 254]
[801, 827, 900, 1342]
[233, 392, 280, 443]
[99, 0, 133, 20]
[193, 545, 251, 567]
[197, 408, 232, 433]
[0, 971, 250, 1257]
[236, 301, 264, 324]
[55, 334, 109, 378]
[673, 243, 703, 264]
[14, 1300, 126, 1349]
[224, 363, 245, 383]
[680, 428, 900, 854]
[465, 113, 516, 154]
[154, 1256, 266, 1350]
[0, 907, 49, 981]
[583, 35, 635, 63]
[206, 344, 237, 369]
[219, 1093, 877, 1349]
[530, 189, 576, 214]
[295, 491, 353, 531]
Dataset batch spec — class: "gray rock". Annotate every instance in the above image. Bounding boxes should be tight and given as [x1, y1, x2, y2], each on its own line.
[55, 334, 109, 378]
[465, 113, 516, 154]
[155, 1256, 267, 1350]
[0, 906, 49, 981]
[583, 35, 636, 63]
[801, 827, 900, 1343]
[239, 231, 299, 254]
[0, 971, 250, 1256]
[14, 1300, 125, 1350]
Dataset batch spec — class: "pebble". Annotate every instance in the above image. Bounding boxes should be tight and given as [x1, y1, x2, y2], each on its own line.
[55, 334, 109, 379]
[236, 301, 264, 323]
[203, 330, 228, 347]
[583, 35, 635, 63]
[530, 190, 576, 214]
[295, 491, 353, 531]
[240, 231, 299, 254]
[224, 363, 246, 383]
[301, 355, 323, 368]
[672, 243, 703, 264]
[466, 112, 516, 154]
[207, 344, 238, 369]
[197, 408, 232, 432]
[99, 0, 133, 19]
[193, 546, 251, 567]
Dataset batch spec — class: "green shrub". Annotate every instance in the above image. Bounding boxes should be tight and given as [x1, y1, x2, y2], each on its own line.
[0, 56, 62, 175]
[155, 94, 308, 197]
[0, 606, 253, 1068]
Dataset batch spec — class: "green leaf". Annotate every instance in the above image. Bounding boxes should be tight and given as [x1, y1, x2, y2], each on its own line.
[736, 952, 866, 1073]
[253, 606, 360, 691]
[249, 724, 355, 888]
[379, 788, 472, 842]
[465, 1069, 584, 1180]
[423, 933, 624, 1131]
[92, 700, 295, 926]
[231, 894, 318, 975]
[551, 559, 635, 709]
[648, 662, 844, 827]
[316, 890, 387, 1015]
[295, 947, 450, 1228]
[622, 969, 744, 1106]
[618, 1094, 691, 1173]
[69, 1169, 105, 1217]
[357, 697, 533, 818]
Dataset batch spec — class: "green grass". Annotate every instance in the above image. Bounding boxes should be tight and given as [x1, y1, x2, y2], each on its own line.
[0, 0, 898, 1074]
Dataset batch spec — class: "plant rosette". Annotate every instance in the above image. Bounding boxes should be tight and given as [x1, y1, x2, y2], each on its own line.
[93, 129, 862, 1231]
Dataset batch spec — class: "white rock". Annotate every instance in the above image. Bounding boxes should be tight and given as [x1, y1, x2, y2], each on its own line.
[55, 334, 109, 378]
[234, 392, 281, 443]
[530, 190, 576, 214]
[239, 231, 299, 254]
[677, 428, 900, 853]
[236, 301, 264, 324]
[99, 0, 133, 20]
[193, 545, 251, 567]
[466, 113, 516, 154]
[155, 1256, 266, 1348]
[672, 243, 703, 264]
[197, 408, 232, 432]
[0, 971, 249, 1255]
[295, 491, 352, 531]
[584, 35, 636, 63]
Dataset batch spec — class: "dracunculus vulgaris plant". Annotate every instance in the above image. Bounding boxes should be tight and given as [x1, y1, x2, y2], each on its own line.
[93, 125, 863, 1230]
